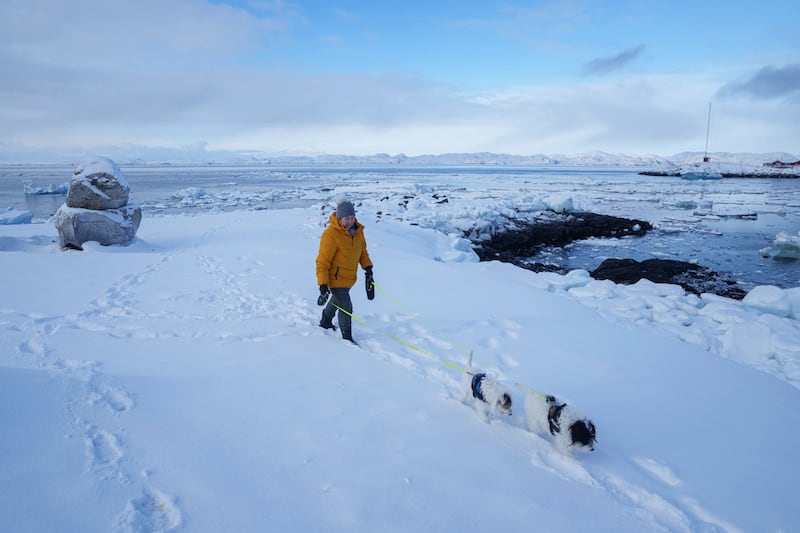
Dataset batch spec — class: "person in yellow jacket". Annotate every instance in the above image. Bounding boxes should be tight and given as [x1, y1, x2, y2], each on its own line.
[316, 197, 374, 344]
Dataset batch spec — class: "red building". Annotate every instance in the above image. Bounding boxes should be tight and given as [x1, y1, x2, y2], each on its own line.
[763, 160, 800, 168]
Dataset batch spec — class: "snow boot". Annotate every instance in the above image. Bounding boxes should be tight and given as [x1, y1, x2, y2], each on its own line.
[319, 316, 336, 331]
[342, 330, 358, 345]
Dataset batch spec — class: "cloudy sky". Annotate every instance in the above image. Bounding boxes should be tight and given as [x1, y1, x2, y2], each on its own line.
[1, 0, 798, 159]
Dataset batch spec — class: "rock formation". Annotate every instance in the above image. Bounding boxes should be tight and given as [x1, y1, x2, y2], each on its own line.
[55, 156, 142, 249]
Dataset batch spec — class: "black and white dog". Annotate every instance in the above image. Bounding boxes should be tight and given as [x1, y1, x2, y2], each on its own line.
[460, 351, 513, 423]
[520, 387, 596, 453]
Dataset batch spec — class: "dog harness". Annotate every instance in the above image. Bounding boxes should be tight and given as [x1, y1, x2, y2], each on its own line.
[471, 373, 487, 403]
[547, 399, 566, 436]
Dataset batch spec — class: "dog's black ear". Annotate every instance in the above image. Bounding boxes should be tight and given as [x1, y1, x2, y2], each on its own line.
[545, 394, 556, 403]
[500, 393, 512, 413]
[569, 420, 596, 450]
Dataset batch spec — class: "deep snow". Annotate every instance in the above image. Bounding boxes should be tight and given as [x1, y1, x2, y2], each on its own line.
[1, 180, 799, 531]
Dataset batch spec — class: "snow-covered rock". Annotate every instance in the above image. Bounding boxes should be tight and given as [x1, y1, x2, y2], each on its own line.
[55, 204, 142, 249]
[55, 156, 142, 248]
[66, 156, 130, 210]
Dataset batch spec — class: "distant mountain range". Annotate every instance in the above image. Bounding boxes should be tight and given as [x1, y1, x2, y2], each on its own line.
[1, 143, 797, 170]
[219, 151, 795, 170]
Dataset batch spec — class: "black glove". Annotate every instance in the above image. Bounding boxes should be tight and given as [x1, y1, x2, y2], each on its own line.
[364, 267, 375, 300]
[317, 284, 330, 306]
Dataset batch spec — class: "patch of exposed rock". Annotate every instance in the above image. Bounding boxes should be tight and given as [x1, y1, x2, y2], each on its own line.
[469, 211, 746, 299]
[472, 212, 652, 261]
[590, 258, 747, 300]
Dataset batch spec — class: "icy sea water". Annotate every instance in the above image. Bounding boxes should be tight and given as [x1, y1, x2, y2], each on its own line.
[2, 164, 798, 290]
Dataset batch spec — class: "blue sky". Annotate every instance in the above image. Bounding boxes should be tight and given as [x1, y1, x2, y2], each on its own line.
[1, 0, 798, 159]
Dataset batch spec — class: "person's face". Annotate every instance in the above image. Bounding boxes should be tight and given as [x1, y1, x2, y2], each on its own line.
[340, 215, 355, 228]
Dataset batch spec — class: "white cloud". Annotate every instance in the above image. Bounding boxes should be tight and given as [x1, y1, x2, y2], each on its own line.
[1, 0, 797, 158]
[1, 0, 280, 64]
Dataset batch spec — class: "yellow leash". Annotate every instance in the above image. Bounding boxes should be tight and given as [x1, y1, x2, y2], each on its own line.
[373, 282, 472, 355]
[324, 281, 550, 399]
[368, 281, 550, 399]
[330, 301, 465, 373]
[514, 382, 549, 399]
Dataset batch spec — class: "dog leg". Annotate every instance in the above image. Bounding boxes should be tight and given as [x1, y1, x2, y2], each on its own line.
[476, 400, 490, 423]
[459, 373, 471, 404]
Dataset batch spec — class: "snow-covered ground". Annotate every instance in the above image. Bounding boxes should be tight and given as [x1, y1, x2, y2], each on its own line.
[2, 177, 799, 531]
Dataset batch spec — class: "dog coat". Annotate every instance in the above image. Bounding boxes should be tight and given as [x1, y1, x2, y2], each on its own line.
[471, 373, 487, 402]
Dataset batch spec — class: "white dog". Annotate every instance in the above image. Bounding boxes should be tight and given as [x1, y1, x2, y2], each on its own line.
[520, 387, 596, 453]
[460, 351, 512, 423]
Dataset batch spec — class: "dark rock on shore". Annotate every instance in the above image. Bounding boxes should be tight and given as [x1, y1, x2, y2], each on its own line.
[469, 211, 746, 299]
[639, 170, 800, 179]
[473, 212, 652, 260]
[590, 258, 747, 300]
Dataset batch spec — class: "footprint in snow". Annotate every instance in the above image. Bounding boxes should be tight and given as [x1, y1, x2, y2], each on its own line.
[18, 338, 47, 357]
[529, 447, 599, 488]
[88, 383, 134, 413]
[600, 473, 692, 532]
[633, 457, 682, 487]
[85, 426, 125, 480]
[495, 318, 523, 339]
[114, 486, 182, 533]
[497, 352, 520, 368]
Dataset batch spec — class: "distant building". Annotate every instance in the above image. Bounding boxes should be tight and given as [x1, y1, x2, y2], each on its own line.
[763, 160, 800, 168]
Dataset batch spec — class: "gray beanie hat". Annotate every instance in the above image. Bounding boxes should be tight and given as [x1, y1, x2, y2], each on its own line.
[336, 199, 356, 219]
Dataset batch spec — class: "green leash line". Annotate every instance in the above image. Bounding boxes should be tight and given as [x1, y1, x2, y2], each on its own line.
[374, 280, 499, 370]
[373, 281, 472, 354]
[514, 382, 548, 399]
[325, 282, 549, 398]
[372, 282, 417, 316]
[330, 302, 465, 373]
[369, 281, 550, 399]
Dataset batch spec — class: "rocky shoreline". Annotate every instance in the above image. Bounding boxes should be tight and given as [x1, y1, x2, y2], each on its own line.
[470, 211, 748, 300]
[639, 170, 800, 179]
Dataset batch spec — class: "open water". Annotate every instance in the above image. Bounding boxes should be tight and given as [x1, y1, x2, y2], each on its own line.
[1, 164, 798, 290]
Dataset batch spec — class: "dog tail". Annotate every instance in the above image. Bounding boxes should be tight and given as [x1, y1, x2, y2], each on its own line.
[466, 349, 473, 371]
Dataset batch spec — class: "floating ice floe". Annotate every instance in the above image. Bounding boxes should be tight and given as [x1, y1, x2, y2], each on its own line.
[760, 231, 800, 260]
[0, 207, 33, 225]
[172, 187, 207, 200]
[23, 179, 69, 195]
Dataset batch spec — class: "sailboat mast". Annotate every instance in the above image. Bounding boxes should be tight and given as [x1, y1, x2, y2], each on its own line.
[703, 101, 712, 163]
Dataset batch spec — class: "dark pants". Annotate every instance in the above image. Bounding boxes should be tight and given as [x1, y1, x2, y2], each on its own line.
[321, 287, 353, 335]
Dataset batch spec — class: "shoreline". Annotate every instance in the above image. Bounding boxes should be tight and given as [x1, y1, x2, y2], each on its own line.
[639, 170, 800, 179]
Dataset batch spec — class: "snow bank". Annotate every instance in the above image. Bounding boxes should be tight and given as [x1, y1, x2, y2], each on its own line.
[2, 174, 799, 533]
[530, 270, 800, 388]
[0, 207, 33, 225]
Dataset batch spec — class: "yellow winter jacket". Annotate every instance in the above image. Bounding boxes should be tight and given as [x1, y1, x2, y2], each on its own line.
[316, 212, 373, 289]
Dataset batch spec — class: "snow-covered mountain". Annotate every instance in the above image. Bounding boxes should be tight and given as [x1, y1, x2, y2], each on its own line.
[148, 150, 797, 169]
[1, 141, 796, 169]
